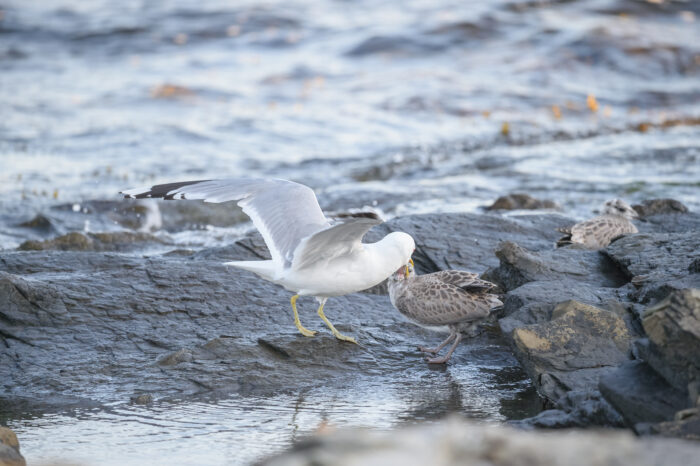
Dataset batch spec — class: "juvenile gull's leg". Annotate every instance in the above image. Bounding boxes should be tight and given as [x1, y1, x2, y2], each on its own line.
[291, 294, 317, 337]
[316, 298, 357, 344]
[418, 331, 456, 354]
[426, 333, 462, 364]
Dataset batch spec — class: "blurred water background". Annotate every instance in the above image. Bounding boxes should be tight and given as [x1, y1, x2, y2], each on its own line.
[1, 0, 699, 249]
[1, 0, 699, 464]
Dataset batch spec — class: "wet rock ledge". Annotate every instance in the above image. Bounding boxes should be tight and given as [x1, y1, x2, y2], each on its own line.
[0, 211, 565, 407]
[484, 201, 700, 438]
[1, 200, 699, 441]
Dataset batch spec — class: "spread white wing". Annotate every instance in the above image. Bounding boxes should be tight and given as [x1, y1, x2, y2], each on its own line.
[291, 213, 384, 271]
[121, 179, 385, 275]
[122, 178, 330, 268]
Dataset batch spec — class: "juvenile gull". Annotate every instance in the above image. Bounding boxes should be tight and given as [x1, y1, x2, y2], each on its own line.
[122, 178, 415, 343]
[557, 199, 638, 249]
[388, 262, 502, 364]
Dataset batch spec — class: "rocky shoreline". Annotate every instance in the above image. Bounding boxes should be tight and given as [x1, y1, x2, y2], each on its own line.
[484, 200, 700, 438]
[1, 197, 699, 450]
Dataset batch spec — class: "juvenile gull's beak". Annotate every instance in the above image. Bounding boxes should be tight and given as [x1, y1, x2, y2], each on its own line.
[404, 258, 414, 278]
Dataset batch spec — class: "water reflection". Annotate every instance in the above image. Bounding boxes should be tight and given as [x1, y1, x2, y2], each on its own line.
[6, 342, 538, 465]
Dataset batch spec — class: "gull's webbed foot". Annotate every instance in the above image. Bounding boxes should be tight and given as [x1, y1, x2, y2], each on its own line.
[425, 333, 462, 365]
[330, 330, 357, 344]
[296, 322, 317, 337]
[418, 333, 455, 355]
[316, 299, 357, 344]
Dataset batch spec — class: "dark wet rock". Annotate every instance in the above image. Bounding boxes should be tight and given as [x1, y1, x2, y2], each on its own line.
[193, 231, 270, 262]
[512, 392, 624, 429]
[604, 232, 700, 304]
[554, 390, 625, 426]
[130, 394, 153, 405]
[158, 201, 247, 231]
[368, 213, 573, 275]
[0, 250, 397, 401]
[633, 198, 689, 217]
[511, 408, 580, 428]
[480, 209, 698, 432]
[0, 427, 25, 466]
[599, 361, 690, 427]
[1, 202, 165, 247]
[363, 213, 572, 295]
[17, 214, 58, 234]
[486, 193, 560, 211]
[635, 210, 700, 235]
[484, 241, 627, 292]
[642, 409, 700, 441]
[257, 338, 291, 359]
[262, 417, 700, 466]
[162, 248, 196, 257]
[640, 289, 700, 393]
[598, 290, 700, 438]
[49, 199, 247, 234]
[498, 280, 620, 336]
[158, 348, 195, 366]
[3, 206, 697, 438]
[51, 199, 164, 232]
[18, 231, 168, 252]
[0, 232, 529, 407]
[19, 231, 91, 251]
[0, 272, 69, 328]
[510, 300, 633, 403]
[690, 258, 700, 274]
[512, 390, 624, 428]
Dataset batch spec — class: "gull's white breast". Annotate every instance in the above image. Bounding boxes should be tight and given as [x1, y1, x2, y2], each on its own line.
[278, 245, 400, 297]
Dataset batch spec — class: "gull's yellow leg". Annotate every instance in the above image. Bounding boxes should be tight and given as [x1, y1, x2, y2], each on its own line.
[291, 295, 316, 337]
[316, 299, 357, 344]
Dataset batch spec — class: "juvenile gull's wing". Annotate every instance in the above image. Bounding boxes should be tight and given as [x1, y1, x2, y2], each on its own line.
[394, 275, 500, 326]
[122, 179, 330, 268]
[291, 212, 383, 271]
[570, 215, 638, 248]
[429, 270, 495, 293]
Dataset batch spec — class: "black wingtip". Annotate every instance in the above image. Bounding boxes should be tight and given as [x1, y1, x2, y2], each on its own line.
[335, 211, 382, 221]
[121, 180, 212, 200]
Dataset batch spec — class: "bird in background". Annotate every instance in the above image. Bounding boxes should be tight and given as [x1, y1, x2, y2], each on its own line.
[388, 261, 502, 364]
[557, 198, 639, 249]
[122, 178, 415, 344]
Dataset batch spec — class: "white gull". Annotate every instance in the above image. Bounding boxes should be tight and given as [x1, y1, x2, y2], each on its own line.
[122, 178, 415, 343]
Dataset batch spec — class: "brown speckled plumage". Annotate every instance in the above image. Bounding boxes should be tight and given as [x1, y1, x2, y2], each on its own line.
[388, 266, 502, 364]
[557, 199, 638, 249]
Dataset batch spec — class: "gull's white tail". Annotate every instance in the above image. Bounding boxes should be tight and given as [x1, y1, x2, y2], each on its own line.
[224, 260, 277, 282]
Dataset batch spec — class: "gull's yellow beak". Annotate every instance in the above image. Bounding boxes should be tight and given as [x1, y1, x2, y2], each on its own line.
[404, 258, 414, 278]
